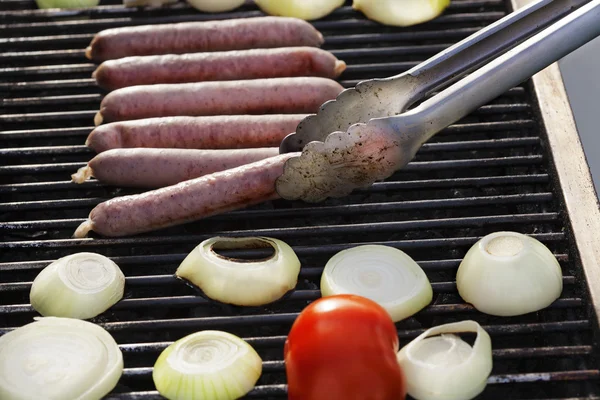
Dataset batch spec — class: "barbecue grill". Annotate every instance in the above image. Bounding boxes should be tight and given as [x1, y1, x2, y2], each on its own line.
[2, 0, 600, 398]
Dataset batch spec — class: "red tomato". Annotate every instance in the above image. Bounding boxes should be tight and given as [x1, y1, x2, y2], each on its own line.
[284, 294, 406, 400]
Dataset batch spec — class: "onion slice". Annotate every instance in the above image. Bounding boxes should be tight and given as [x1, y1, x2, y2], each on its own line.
[352, 0, 450, 27]
[30, 252, 125, 320]
[456, 231, 563, 316]
[0, 317, 123, 400]
[185, 0, 245, 12]
[176, 236, 301, 306]
[254, 0, 345, 20]
[153, 330, 262, 400]
[320, 245, 433, 322]
[397, 320, 493, 400]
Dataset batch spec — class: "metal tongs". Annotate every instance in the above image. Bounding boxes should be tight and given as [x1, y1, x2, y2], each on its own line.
[276, 0, 600, 203]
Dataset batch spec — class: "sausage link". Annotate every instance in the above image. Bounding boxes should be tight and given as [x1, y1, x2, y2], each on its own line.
[86, 17, 324, 62]
[93, 47, 347, 91]
[73, 153, 299, 238]
[94, 77, 343, 125]
[71, 147, 279, 189]
[86, 114, 307, 153]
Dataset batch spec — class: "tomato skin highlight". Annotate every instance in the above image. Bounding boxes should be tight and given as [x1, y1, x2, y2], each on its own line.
[284, 294, 406, 400]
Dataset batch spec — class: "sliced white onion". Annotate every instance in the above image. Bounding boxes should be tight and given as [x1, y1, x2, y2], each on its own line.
[153, 330, 262, 400]
[352, 0, 450, 27]
[456, 231, 563, 316]
[186, 0, 245, 13]
[397, 320, 493, 400]
[320, 245, 433, 322]
[254, 0, 345, 21]
[0, 317, 123, 400]
[30, 252, 125, 320]
[176, 236, 301, 306]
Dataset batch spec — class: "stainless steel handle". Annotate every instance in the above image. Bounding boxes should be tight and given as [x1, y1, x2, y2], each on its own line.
[396, 0, 588, 101]
[389, 0, 600, 146]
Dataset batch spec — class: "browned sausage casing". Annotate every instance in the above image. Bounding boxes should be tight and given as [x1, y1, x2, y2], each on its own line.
[73, 153, 299, 238]
[71, 148, 279, 188]
[86, 17, 324, 62]
[86, 115, 307, 153]
[93, 47, 347, 91]
[94, 77, 344, 125]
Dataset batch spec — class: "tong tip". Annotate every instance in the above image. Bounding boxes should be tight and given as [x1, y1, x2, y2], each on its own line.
[279, 131, 303, 154]
[276, 118, 411, 203]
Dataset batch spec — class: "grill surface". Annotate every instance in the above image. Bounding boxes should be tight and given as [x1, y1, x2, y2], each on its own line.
[2, 0, 600, 398]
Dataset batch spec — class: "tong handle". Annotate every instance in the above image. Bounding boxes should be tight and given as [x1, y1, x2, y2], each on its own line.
[396, 0, 588, 102]
[277, 0, 588, 155]
[395, 0, 600, 144]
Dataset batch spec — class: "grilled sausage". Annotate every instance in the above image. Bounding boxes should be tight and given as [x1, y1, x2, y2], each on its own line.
[86, 114, 307, 153]
[94, 77, 344, 125]
[71, 147, 279, 188]
[73, 152, 299, 238]
[85, 17, 324, 62]
[93, 47, 347, 91]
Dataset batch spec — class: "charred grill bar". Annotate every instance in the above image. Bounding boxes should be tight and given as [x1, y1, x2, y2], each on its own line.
[2, 0, 600, 398]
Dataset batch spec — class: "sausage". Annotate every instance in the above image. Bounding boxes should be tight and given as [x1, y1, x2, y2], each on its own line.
[93, 47, 347, 91]
[71, 147, 279, 188]
[85, 17, 324, 62]
[94, 77, 344, 125]
[85, 114, 307, 153]
[73, 152, 299, 238]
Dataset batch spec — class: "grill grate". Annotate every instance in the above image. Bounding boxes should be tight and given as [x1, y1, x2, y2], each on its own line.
[2, 0, 600, 398]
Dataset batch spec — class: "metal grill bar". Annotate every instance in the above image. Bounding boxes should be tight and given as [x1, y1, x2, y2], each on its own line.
[0, 318, 591, 337]
[0, 49, 86, 61]
[0, 295, 583, 315]
[0, 118, 534, 141]
[0, 272, 579, 292]
[0, 78, 96, 92]
[0, 137, 540, 157]
[104, 319, 596, 335]
[0, 28, 492, 50]
[0, 192, 553, 215]
[0, 126, 91, 139]
[115, 342, 592, 358]
[0, 232, 569, 251]
[0, 254, 571, 273]
[119, 367, 600, 383]
[0, 173, 551, 193]
[0, 212, 562, 241]
[0, 155, 546, 175]
[0, 94, 101, 106]
[0, 110, 97, 123]
[0, 63, 95, 76]
[5, 61, 437, 77]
